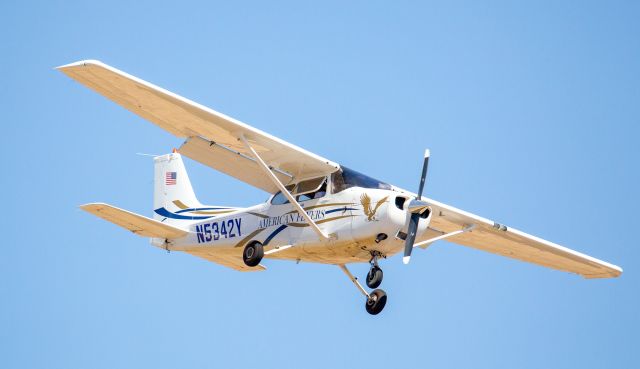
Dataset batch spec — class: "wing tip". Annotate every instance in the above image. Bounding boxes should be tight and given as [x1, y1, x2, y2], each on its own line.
[601, 262, 623, 278]
[611, 265, 623, 277]
[582, 264, 623, 279]
[55, 59, 105, 71]
[79, 202, 106, 209]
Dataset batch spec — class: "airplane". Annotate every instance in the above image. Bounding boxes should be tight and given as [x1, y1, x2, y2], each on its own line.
[58, 60, 622, 315]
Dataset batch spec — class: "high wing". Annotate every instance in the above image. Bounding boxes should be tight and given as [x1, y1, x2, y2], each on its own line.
[57, 60, 339, 192]
[421, 197, 622, 279]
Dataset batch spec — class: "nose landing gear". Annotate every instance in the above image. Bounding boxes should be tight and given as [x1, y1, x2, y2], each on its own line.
[366, 251, 384, 288]
[366, 267, 383, 288]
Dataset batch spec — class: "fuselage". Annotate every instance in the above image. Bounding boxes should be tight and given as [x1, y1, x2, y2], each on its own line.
[160, 185, 431, 265]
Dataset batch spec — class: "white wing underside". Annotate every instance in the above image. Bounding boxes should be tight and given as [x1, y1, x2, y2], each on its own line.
[60, 60, 621, 278]
[57, 60, 338, 193]
[420, 197, 622, 279]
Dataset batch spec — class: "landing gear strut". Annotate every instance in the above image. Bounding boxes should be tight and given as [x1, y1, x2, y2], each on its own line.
[366, 251, 384, 289]
[338, 264, 387, 315]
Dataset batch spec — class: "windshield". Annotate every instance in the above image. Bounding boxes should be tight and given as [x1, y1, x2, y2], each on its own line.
[331, 166, 391, 193]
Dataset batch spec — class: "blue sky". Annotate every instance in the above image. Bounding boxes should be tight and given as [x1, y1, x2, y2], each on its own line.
[2, 1, 639, 368]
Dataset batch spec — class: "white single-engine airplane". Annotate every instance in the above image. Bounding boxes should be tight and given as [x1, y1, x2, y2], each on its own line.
[59, 60, 622, 315]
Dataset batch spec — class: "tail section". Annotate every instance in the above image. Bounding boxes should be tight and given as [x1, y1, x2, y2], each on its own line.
[153, 151, 237, 224]
[154, 151, 204, 223]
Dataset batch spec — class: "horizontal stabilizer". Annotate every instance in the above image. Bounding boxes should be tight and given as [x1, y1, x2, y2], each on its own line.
[80, 203, 188, 239]
[186, 249, 267, 272]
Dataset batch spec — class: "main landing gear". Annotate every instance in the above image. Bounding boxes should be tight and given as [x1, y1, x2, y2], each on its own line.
[339, 264, 387, 315]
[365, 289, 387, 315]
[243, 241, 264, 267]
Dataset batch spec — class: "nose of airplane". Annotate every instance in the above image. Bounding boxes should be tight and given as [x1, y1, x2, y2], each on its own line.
[407, 199, 429, 214]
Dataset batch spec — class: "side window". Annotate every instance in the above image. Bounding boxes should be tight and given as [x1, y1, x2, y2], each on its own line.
[313, 182, 327, 199]
[270, 191, 290, 205]
[272, 180, 328, 204]
[297, 193, 313, 202]
[295, 177, 325, 194]
[297, 182, 327, 202]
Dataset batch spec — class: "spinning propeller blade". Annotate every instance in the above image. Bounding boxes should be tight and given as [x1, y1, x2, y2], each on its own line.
[403, 213, 420, 264]
[417, 149, 430, 199]
[403, 149, 430, 264]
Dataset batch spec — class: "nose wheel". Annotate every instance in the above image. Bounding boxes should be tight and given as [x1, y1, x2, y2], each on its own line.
[366, 266, 383, 288]
[366, 251, 384, 288]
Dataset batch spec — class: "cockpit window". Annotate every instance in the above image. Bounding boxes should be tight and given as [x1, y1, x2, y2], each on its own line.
[331, 166, 391, 193]
[297, 181, 327, 202]
[271, 179, 327, 204]
[294, 177, 325, 195]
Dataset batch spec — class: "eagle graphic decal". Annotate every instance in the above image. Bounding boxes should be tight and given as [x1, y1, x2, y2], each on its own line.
[360, 193, 388, 221]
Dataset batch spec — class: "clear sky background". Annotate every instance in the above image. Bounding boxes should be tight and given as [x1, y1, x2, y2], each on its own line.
[2, 1, 639, 368]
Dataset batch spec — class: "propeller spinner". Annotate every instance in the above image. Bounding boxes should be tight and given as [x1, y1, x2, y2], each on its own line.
[402, 149, 430, 264]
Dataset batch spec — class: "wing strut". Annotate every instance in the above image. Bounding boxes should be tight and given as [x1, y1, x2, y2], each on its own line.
[414, 224, 476, 248]
[239, 134, 329, 240]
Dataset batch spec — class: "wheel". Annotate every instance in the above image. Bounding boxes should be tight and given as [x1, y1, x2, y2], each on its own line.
[365, 289, 387, 315]
[366, 266, 383, 288]
[243, 241, 264, 267]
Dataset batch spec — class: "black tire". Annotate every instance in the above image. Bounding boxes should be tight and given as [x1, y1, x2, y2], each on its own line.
[366, 266, 383, 289]
[365, 289, 387, 315]
[243, 241, 264, 267]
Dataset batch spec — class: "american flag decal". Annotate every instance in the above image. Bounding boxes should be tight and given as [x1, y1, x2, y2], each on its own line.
[165, 171, 177, 185]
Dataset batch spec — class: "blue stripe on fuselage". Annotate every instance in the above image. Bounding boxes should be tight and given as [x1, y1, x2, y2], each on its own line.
[154, 207, 214, 220]
[263, 225, 288, 246]
[175, 207, 234, 214]
[325, 207, 357, 215]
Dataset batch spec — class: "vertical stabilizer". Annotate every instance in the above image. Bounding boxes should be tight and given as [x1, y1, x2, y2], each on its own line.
[153, 152, 203, 224]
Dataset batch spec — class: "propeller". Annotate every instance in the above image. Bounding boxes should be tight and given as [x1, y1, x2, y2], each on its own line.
[402, 149, 431, 264]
